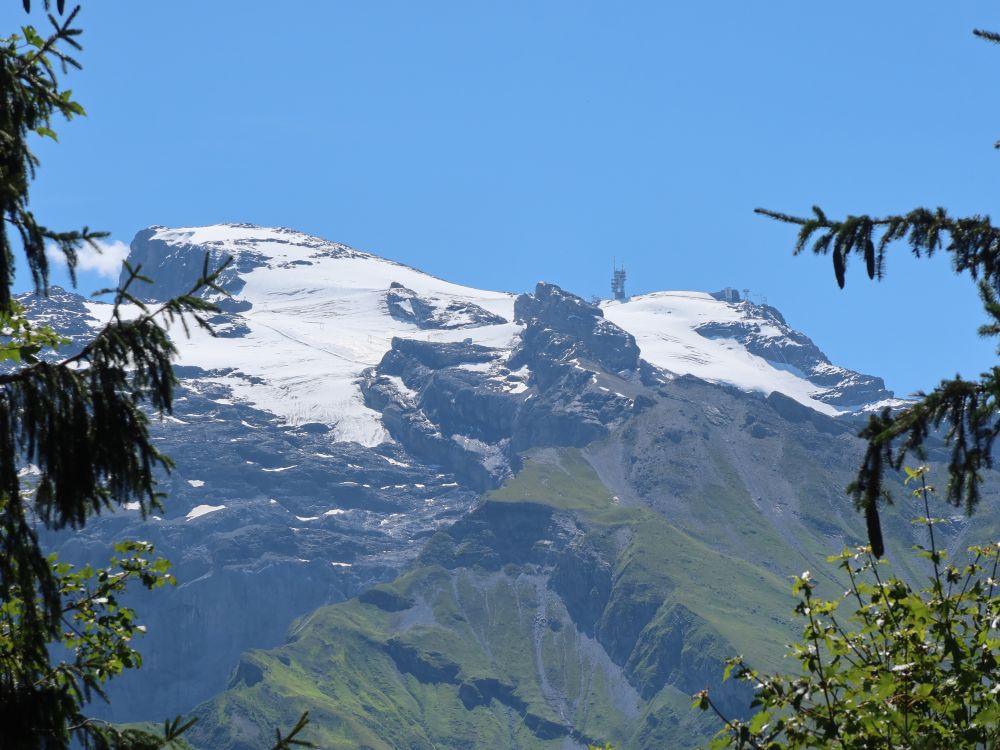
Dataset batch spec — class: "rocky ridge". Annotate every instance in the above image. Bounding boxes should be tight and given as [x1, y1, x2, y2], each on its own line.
[695, 298, 893, 409]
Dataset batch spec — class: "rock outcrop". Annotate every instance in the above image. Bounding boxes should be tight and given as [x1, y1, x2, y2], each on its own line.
[385, 281, 508, 329]
[361, 282, 651, 489]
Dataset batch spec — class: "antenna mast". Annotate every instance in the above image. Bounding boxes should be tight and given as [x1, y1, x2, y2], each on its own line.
[611, 258, 627, 302]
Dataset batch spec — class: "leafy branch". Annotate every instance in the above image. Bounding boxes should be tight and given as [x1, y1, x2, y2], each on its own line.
[700, 473, 1000, 749]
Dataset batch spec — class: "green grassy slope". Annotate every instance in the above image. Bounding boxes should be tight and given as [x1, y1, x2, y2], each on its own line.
[187, 448, 799, 749]
[186, 378, 1000, 750]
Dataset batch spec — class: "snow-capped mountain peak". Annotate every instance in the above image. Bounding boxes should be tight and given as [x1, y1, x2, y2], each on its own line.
[603, 290, 901, 416]
[118, 224, 520, 446]
[75, 224, 899, 452]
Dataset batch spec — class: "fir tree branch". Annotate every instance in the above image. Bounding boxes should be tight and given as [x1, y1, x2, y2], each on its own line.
[269, 712, 315, 749]
[758, 203, 1000, 555]
[755, 206, 1000, 290]
[0, 253, 231, 387]
[843, 370, 1000, 557]
[973, 28, 1000, 45]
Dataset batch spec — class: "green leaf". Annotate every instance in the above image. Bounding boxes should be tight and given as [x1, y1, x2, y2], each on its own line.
[749, 710, 771, 734]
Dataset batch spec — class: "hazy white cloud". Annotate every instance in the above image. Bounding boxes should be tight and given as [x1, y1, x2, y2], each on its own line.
[46, 239, 130, 279]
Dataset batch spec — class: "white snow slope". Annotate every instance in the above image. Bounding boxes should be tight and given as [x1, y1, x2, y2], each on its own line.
[87, 225, 886, 443]
[604, 291, 849, 416]
[97, 225, 519, 446]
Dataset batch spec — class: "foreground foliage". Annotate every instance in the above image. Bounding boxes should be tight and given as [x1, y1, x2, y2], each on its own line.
[1, 3, 314, 748]
[699, 466, 1000, 749]
[756, 27, 1000, 558]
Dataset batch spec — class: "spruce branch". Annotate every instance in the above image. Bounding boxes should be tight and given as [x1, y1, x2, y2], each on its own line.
[759, 201, 1000, 556]
[2, 3, 91, 307]
[0, 5, 318, 748]
[973, 28, 1000, 45]
[755, 206, 1000, 290]
[269, 712, 315, 749]
[842, 372, 1000, 558]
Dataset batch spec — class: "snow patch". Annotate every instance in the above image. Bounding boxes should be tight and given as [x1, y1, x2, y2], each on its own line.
[384, 375, 418, 401]
[186, 504, 225, 521]
[380, 455, 411, 468]
[603, 292, 841, 416]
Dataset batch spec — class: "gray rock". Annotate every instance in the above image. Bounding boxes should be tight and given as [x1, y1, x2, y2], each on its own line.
[514, 282, 640, 374]
[385, 282, 507, 329]
[360, 282, 652, 491]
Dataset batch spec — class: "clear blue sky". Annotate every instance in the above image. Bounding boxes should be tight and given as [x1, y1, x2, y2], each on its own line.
[7, 2, 1000, 397]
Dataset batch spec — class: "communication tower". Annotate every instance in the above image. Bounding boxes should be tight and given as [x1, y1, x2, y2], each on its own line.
[611, 260, 627, 302]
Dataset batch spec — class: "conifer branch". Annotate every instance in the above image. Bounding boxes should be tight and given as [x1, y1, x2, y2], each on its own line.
[0, 254, 231, 387]
[760, 203, 1000, 554]
[270, 712, 315, 749]
[2, 3, 91, 307]
[1, 6, 316, 747]
[755, 206, 1000, 290]
[973, 28, 1000, 45]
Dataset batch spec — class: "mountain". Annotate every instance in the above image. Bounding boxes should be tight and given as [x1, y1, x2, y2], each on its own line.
[603, 290, 898, 413]
[29, 224, 979, 748]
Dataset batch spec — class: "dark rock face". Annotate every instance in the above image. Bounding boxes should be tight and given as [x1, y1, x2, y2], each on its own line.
[359, 585, 416, 612]
[514, 282, 640, 375]
[361, 337, 520, 491]
[123, 226, 260, 302]
[508, 284, 642, 449]
[383, 338, 495, 371]
[418, 501, 559, 570]
[227, 658, 264, 689]
[385, 282, 507, 329]
[458, 677, 524, 711]
[206, 313, 252, 338]
[361, 282, 650, 491]
[550, 541, 613, 636]
[765, 391, 848, 435]
[694, 301, 894, 408]
[16, 286, 103, 353]
[385, 637, 462, 683]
